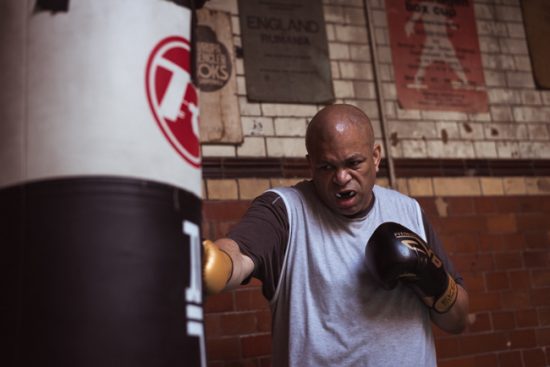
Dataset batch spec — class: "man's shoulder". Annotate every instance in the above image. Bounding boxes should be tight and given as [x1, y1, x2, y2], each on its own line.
[269, 180, 313, 197]
[373, 184, 417, 204]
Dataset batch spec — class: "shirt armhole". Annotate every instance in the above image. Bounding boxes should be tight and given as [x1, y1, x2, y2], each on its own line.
[421, 209, 465, 288]
[227, 191, 289, 300]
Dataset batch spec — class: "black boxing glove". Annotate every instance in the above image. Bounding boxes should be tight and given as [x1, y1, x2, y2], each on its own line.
[365, 222, 458, 313]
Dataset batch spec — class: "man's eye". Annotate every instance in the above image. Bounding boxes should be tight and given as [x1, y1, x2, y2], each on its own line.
[318, 164, 333, 171]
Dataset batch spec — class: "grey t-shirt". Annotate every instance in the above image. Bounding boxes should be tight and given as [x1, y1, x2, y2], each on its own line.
[228, 183, 463, 301]
[232, 182, 449, 367]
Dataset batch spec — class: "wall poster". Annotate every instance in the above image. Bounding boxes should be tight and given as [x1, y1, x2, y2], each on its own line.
[385, 0, 488, 112]
[238, 0, 334, 104]
[196, 8, 243, 143]
[521, 0, 550, 89]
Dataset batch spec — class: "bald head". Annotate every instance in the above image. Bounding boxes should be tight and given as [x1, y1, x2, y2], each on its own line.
[306, 104, 375, 155]
[305, 104, 382, 216]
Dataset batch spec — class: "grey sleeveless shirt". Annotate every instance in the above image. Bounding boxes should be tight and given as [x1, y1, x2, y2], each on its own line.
[268, 182, 436, 367]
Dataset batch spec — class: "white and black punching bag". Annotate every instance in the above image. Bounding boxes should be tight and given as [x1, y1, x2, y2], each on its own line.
[1, 0, 206, 366]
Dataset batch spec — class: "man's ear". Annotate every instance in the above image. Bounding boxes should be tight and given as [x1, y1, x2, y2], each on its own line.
[306, 154, 314, 176]
[372, 144, 382, 172]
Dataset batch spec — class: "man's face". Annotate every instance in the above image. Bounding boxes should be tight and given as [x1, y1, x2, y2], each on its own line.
[307, 122, 381, 217]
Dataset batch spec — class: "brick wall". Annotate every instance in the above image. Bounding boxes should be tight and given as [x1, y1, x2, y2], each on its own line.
[198, 0, 550, 365]
[202, 0, 550, 160]
[202, 191, 550, 367]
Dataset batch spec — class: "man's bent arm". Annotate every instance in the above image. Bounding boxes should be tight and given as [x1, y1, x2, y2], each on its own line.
[213, 238, 255, 291]
[430, 284, 469, 334]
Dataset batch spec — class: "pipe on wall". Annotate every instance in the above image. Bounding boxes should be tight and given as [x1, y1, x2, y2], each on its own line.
[363, 0, 397, 188]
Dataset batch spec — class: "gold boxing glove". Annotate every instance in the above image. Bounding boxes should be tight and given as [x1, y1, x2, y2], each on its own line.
[203, 240, 233, 295]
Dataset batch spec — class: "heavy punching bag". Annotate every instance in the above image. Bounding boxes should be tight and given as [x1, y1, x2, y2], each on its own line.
[1, 0, 206, 366]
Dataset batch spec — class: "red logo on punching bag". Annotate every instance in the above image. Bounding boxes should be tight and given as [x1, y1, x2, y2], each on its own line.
[146, 36, 201, 168]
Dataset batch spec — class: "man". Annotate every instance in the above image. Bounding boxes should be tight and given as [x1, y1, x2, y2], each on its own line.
[203, 104, 469, 366]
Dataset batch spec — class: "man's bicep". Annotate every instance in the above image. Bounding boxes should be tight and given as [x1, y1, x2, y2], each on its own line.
[214, 238, 255, 289]
[227, 192, 289, 299]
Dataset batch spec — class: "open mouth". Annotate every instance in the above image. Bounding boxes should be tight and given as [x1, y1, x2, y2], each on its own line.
[336, 190, 356, 200]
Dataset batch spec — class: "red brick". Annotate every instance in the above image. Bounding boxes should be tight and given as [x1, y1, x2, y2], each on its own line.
[524, 232, 550, 250]
[221, 312, 259, 336]
[205, 314, 222, 338]
[509, 270, 531, 289]
[519, 196, 548, 213]
[218, 221, 240, 238]
[516, 213, 550, 232]
[532, 270, 550, 287]
[516, 309, 539, 328]
[473, 354, 498, 367]
[474, 197, 499, 214]
[205, 291, 235, 313]
[434, 336, 460, 358]
[538, 307, 550, 325]
[495, 197, 521, 212]
[201, 193, 550, 366]
[256, 309, 272, 333]
[494, 252, 523, 270]
[416, 197, 438, 217]
[522, 348, 546, 367]
[461, 273, 486, 292]
[438, 217, 487, 234]
[438, 356, 476, 367]
[536, 327, 550, 346]
[432, 324, 448, 338]
[500, 233, 528, 251]
[478, 233, 501, 252]
[486, 214, 518, 234]
[467, 312, 491, 333]
[235, 289, 269, 311]
[469, 291, 502, 312]
[508, 329, 537, 349]
[440, 233, 479, 253]
[223, 358, 259, 367]
[453, 253, 494, 272]
[238, 281, 262, 291]
[492, 311, 516, 330]
[202, 220, 215, 239]
[479, 233, 528, 252]
[498, 351, 522, 367]
[479, 233, 527, 252]
[500, 290, 531, 309]
[485, 271, 510, 290]
[531, 288, 550, 307]
[259, 356, 272, 367]
[241, 334, 272, 358]
[446, 197, 475, 216]
[203, 201, 251, 222]
[459, 332, 507, 354]
[206, 337, 241, 360]
[524, 250, 550, 268]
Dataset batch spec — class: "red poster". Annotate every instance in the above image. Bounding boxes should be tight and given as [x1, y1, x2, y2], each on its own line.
[386, 0, 488, 112]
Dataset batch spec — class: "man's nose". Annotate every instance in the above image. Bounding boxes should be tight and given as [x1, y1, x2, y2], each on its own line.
[333, 168, 351, 185]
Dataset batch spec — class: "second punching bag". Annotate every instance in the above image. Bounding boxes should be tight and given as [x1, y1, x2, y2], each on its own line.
[1, 0, 206, 366]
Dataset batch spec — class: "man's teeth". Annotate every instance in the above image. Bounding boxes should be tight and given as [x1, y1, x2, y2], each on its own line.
[336, 191, 356, 199]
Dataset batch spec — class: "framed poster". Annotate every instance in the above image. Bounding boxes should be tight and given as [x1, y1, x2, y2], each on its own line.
[386, 0, 488, 112]
[238, 0, 334, 103]
[522, 0, 550, 89]
[196, 8, 243, 143]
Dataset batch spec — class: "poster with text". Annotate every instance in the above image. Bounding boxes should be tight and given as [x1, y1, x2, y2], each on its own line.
[238, 0, 334, 104]
[386, 0, 488, 112]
